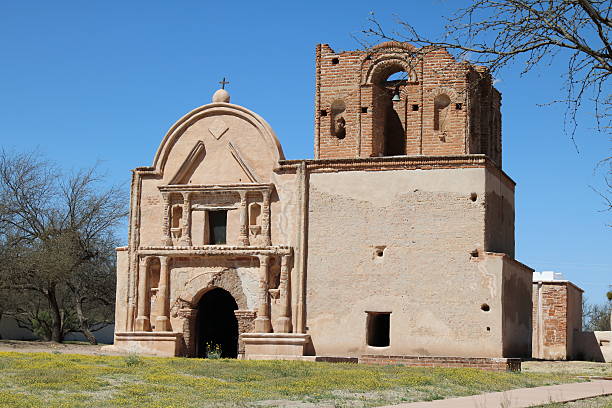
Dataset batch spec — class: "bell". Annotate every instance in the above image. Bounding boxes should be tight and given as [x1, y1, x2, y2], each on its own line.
[392, 92, 401, 102]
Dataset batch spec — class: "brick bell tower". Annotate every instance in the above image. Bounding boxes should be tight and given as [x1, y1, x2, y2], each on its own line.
[314, 41, 502, 167]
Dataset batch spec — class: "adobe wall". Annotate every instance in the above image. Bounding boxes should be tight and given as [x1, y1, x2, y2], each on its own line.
[304, 166, 525, 358]
[500, 255, 533, 357]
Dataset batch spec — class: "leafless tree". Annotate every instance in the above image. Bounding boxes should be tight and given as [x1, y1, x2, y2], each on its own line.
[0, 149, 128, 343]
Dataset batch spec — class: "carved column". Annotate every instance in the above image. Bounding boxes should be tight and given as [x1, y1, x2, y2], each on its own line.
[178, 308, 198, 357]
[154, 256, 171, 331]
[135, 257, 151, 331]
[180, 192, 192, 246]
[262, 189, 271, 246]
[239, 191, 250, 246]
[276, 255, 292, 333]
[254, 255, 272, 333]
[234, 310, 257, 357]
[161, 193, 173, 246]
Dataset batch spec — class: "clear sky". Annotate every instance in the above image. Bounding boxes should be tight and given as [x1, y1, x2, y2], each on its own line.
[0, 1, 609, 304]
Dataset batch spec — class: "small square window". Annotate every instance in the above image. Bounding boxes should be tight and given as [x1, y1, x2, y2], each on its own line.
[366, 312, 390, 347]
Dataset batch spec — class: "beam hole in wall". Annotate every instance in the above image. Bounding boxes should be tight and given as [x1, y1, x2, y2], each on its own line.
[455, 103, 463, 110]
[361, 107, 368, 114]
[470, 250, 479, 258]
[481, 303, 490, 312]
[366, 312, 390, 347]
[320, 110, 328, 117]
[470, 193, 477, 202]
[331, 58, 339, 65]
[374, 246, 386, 258]
[411, 104, 419, 111]
[486, 327, 491, 332]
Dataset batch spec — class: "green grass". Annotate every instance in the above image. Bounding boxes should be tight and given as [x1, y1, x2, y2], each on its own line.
[0, 352, 582, 408]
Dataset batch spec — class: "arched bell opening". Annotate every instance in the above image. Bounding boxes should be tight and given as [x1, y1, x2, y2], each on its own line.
[371, 65, 411, 156]
[195, 287, 239, 358]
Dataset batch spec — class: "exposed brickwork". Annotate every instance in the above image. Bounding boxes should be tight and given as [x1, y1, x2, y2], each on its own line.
[532, 281, 583, 360]
[315, 41, 502, 167]
[360, 355, 521, 372]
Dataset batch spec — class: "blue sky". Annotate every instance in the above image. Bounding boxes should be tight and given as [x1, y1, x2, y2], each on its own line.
[0, 1, 609, 304]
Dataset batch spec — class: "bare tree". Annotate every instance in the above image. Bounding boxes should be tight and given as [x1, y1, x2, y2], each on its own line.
[0, 149, 127, 343]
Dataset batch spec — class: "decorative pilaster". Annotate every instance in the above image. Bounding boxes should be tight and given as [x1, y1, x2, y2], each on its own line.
[135, 257, 152, 332]
[234, 309, 257, 357]
[161, 193, 173, 246]
[178, 308, 198, 357]
[254, 255, 272, 333]
[262, 189, 271, 246]
[154, 256, 171, 331]
[180, 192, 192, 246]
[239, 191, 250, 246]
[276, 255, 293, 333]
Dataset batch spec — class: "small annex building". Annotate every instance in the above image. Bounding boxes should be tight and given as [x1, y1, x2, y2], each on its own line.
[109, 42, 535, 367]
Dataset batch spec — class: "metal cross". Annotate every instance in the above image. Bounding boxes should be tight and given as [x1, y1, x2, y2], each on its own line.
[219, 77, 230, 89]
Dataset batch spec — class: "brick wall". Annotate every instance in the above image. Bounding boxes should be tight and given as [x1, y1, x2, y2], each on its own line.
[360, 355, 521, 372]
[315, 42, 502, 167]
[532, 281, 583, 360]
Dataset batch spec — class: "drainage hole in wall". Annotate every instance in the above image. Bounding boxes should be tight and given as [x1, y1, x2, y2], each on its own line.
[481, 303, 490, 312]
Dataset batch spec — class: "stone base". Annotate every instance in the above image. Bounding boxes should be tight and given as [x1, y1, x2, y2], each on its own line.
[240, 333, 311, 358]
[112, 331, 183, 357]
[360, 355, 522, 372]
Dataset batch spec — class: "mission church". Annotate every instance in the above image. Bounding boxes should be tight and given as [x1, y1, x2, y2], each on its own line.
[108, 41, 535, 368]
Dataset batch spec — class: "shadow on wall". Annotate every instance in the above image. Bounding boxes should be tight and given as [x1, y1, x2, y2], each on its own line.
[574, 331, 612, 362]
[0, 316, 114, 344]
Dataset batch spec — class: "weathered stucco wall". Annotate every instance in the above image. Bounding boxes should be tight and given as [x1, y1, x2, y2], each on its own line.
[484, 170, 515, 257]
[304, 167, 523, 358]
[500, 255, 533, 357]
[114, 247, 129, 332]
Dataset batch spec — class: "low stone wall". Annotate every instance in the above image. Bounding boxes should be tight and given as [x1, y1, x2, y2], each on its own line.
[359, 355, 521, 372]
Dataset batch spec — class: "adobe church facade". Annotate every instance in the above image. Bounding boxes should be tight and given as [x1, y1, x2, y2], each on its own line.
[110, 42, 534, 362]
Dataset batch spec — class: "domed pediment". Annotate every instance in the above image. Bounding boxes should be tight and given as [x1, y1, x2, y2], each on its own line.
[153, 100, 284, 185]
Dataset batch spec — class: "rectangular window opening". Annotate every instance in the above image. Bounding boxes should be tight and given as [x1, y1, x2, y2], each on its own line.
[366, 312, 390, 347]
[208, 210, 227, 245]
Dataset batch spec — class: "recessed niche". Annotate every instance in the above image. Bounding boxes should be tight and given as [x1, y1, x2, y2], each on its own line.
[331, 57, 339, 65]
[481, 303, 490, 312]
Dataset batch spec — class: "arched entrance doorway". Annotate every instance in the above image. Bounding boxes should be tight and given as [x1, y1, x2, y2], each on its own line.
[195, 287, 239, 358]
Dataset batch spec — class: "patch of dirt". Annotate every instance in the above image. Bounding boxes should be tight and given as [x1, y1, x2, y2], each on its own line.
[0, 339, 130, 356]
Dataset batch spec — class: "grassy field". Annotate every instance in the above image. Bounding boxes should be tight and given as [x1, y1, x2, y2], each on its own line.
[0, 352, 587, 408]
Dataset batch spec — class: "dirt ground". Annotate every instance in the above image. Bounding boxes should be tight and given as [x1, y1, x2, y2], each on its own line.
[0, 339, 129, 356]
